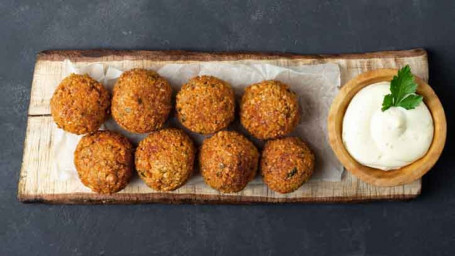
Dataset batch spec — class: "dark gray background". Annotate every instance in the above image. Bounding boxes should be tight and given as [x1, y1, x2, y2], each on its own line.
[1, 1, 454, 255]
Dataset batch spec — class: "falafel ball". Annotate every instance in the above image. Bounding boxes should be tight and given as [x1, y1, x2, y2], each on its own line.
[240, 80, 299, 140]
[200, 131, 259, 193]
[74, 131, 134, 194]
[111, 68, 172, 133]
[135, 128, 195, 191]
[261, 137, 314, 194]
[50, 74, 110, 135]
[176, 75, 235, 134]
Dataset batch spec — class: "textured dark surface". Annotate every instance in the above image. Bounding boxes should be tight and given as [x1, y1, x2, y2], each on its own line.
[1, 0, 454, 255]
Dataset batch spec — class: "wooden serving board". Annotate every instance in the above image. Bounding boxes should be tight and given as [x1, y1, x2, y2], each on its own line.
[18, 49, 428, 204]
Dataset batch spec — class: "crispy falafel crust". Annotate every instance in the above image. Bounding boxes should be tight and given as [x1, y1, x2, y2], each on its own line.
[74, 131, 134, 194]
[135, 128, 195, 191]
[176, 75, 235, 134]
[261, 137, 315, 194]
[50, 74, 110, 135]
[199, 131, 259, 193]
[240, 80, 299, 140]
[111, 68, 172, 133]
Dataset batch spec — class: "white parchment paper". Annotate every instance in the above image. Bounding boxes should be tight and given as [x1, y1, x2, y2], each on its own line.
[53, 59, 343, 185]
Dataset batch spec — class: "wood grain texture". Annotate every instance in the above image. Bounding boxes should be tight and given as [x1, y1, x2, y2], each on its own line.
[37, 48, 427, 61]
[19, 49, 428, 204]
[328, 69, 446, 186]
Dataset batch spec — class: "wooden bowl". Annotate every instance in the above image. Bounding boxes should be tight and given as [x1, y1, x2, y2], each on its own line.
[328, 69, 446, 187]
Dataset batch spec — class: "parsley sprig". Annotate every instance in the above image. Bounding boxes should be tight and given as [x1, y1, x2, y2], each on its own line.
[381, 65, 423, 111]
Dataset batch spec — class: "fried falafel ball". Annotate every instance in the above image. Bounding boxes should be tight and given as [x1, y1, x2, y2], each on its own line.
[74, 131, 134, 194]
[50, 74, 110, 135]
[240, 80, 299, 140]
[111, 68, 172, 133]
[176, 75, 235, 134]
[200, 131, 259, 193]
[135, 128, 195, 191]
[261, 137, 314, 194]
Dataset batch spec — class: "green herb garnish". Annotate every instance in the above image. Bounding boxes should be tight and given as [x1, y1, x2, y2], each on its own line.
[286, 167, 298, 179]
[381, 65, 423, 111]
[138, 170, 146, 178]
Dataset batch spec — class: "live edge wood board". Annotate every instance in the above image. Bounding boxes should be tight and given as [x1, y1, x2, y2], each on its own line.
[18, 48, 429, 204]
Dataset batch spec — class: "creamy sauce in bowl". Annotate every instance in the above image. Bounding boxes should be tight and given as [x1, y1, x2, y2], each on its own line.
[342, 82, 434, 170]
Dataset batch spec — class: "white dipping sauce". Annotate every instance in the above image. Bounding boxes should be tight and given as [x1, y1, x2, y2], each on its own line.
[342, 82, 434, 170]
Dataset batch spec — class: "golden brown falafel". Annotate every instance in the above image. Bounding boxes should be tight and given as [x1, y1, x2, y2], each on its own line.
[74, 131, 134, 194]
[176, 75, 235, 134]
[135, 128, 195, 191]
[111, 68, 172, 133]
[240, 80, 299, 140]
[261, 137, 314, 194]
[199, 130, 259, 193]
[50, 74, 110, 135]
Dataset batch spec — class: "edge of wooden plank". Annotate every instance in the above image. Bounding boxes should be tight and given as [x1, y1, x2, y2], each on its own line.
[18, 116, 33, 200]
[18, 187, 421, 205]
[35, 48, 427, 62]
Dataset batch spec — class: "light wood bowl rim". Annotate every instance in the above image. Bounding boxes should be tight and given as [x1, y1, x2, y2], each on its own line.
[328, 69, 447, 187]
